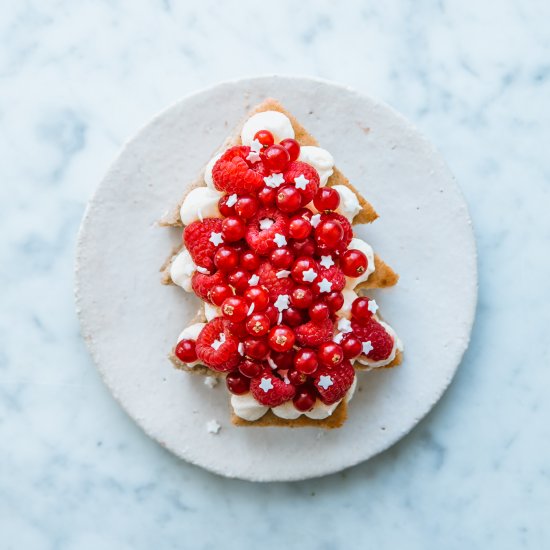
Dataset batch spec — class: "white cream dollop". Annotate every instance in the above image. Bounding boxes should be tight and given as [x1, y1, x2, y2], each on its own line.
[356, 321, 403, 369]
[231, 393, 268, 421]
[272, 401, 302, 420]
[345, 237, 376, 289]
[176, 323, 206, 368]
[170, 248, 196, 292]
[204, 302, 221, 322]
[332, 185, 361, 222]
[241, 111, 295, 146]
[180, 186, 223, 225]
[298, 146, 334, 186]
[204, 152, 222, 188]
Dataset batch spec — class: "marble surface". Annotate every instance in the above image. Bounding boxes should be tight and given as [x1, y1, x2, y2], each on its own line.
[1, 0, 549, 548]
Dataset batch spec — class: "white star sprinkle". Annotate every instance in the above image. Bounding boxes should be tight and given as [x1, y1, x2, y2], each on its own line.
[274, 294, 290, 312]
[206, 420, 221, 434]
[318, 375, 334, 390]
[259, 377, 274, 393]
[276, 270, 291, 279]
[294, 174, 310, 190]
[247, 303, 255, 316]
[250, 138, 263, 153]
[362, 340, 374, 355]
[204, 376, 219, 388]
[196, 266, 210, 275]
[310, 214, 322, 227]
[368, 299, 379, 314]
[246, 150, 261, 163]
[211, 332, 226, 350]
[277, 312, 283, 324]
[238, 342, 245, 356]
[226, 194, 238, 207]
[273, 233, 287, 247]
[259, 218, 274, 230]
[263, 173, 285, 188]
[337, 318, 353, 333]
[302, 268, 318, 283]
[318, 278, 333, 293]
[333, 332, 344, 344]
[267, 356, 278, 369]
[320, 255, 334, 269]
[209, 232, 224, 246]
[248, 274, 260, 286]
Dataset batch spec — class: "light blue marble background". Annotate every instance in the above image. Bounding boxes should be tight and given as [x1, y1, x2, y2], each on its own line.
[1, 1, 549, 548]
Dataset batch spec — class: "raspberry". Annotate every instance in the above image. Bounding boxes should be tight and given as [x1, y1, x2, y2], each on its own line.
[250, 369, 296, 407]
[195, 318, 240, 372]
[191, 270, 226, 303]
[256, 261, 294, 302]
[183, 218, 223, 271]
[314, 360, 355, 405]
[283, 161, 320, 204]
[320, 213, 352, 254]
[313, 266, 346, 294]
[212, 146, 264, 194]
[245, 207, 289, 256]
[295, 318, 333, 347]
[351, 318, 395, 361]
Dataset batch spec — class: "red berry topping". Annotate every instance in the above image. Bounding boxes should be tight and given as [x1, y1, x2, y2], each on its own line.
[221, 216, 246, 242]
[288, 216, 312, 240]
[270, 350, 295, 370]
[245, 207, 289, 256]
[183, 218, 223, 272]
[314, 218, 344, 250]
[262, 144, 290, 172]
[341, 334, 362, 359]
[287, 368, 307, 386]
[351, 297, 376, 321]
[294, 348, 318, 374]
[238, 359, 263, 378]
[324, 291, 344, 312]
[276, 185, 302, 214]
[312, 266, 346, 294]
[340, 249, 368, 278]
[226, 371, 250, 395]
[212, 146, 264, 194]
[314, 360, 355, 405]
[258, 185, 276, 207]
[227, 268, 249, 293]
[279, 138, 301, 162]
[321, 212, 353, 253]
[265, 305, 279, 325]
[224, 320, 248, 338]
[191, 270, 225, 303]
[270, 247, 294, 269]
[240, 250, 260, 271]
[250, 369, 296, 407]
[235, 196, 258, 219]
[293, 385, 317, 412]
[309, 302, 330, 322]
[209, 284, 233, 306]
[174, 339, 197, 363]
[254, 129, 274, 148]
[245, 313, 271, 336]
[244, 286, 269, 312]
[221, 296, 248, 322]
[313, 187, 340, 212]
[283, 161, 320, 204]
[282, 306, 306, 327]
[290, 237, 316, 257]
[243, 337, 270, 360]
[268, 325, 296, 352]
[196, 318, 240, 372]
[290, 286, 314, 309]
[351, 318, 395, 362]
[214, 246, 239, 271]
[255, 262, 295, 302]
[290, 256, 318, 285]
[295, 318, 333, 347]
[218, 194, 237, 217]
[317, 342, 344, 368]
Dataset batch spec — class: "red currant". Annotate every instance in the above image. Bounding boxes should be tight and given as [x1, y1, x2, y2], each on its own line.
[240, 251, 260, 271]
[228, 269, 249, 293]
[317, 342, 344, 368]
[283, 307, 306, 327]
[324, 291, 345, 312]
[309, 302, 330, 322]
[262, 144, 290, 172]
[222, 216, 246, 242]
[291, 256, 318, 285]
[235, 196, 258, 219]
[268, 325, 296, 352]
[218, 194, 236, 217]
[291, 286, 314, 308]
[340, 249, 368, 278]
[351, 297, 374, 321]
[264, 305, 279, 325]
[287, 368, 307, 386]
[214, 246, 239, 271]
[174, 339, 197, 363]
[238, 359, 263, 378]
[209, 284, 233, 306]
[294, 348, 318, 374]
[244, 286, 269, 312]
[341, 334, 362, 359]
[290, 237, 316, 257]
[258, 186, 276, 207]
[226, 371, 250, 394]
[279, 138, 300, 162]
[276, 185, 302, 213]
[221, 296, 248, 322]
[225, 320, 248, 338]
[270, 247, 294, 269]
[270, 350, 295, 370]
[245, 313, 271, 336]
[314, 219, 344, 250]
[288, 216, 312, 240]
[293, 385, 317, 411]
[295, 208, 313, 221]
[313, 187, 340, 212]
[254, 129, 274, 148]
[244, 337, 270, 360]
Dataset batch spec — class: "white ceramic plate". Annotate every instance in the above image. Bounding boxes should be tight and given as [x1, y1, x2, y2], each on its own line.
[75, 76, 477, 482]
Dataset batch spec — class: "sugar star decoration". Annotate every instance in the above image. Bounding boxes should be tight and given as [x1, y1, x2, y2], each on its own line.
[276, 270, 291, 279]
[337, 318, 353, 333]
[248, 274, 260, 286]
[226, 193, 238, 207]
[362, 340, 374, 355]
[247, 303, 255, 316]
[259, 218, 274, 230]
[246, 139, 262, 163]
[294, 174, 310, 190]
[320, 255, 334, 269]
[302, 268, 317, 283]
[263, 173, 285, 188]
[209, 232, 224, 246]
[206, 420, 221, 434]
[318, 278, 333, 293]
[368, 299, 379, 314]
[273, 233, 287, 247]
[333, 332, 344, 344]
[211, 332, 226, 350]
[204, 376, 219, 388]
[310, 213, 321, 228]
[267, 356, 278, 370]
[259, 377, 274, 393]
[318, 375, 334, 390]
[238, 342, 245, 356]
[196, 266, 210, 275]
[274, 294, 290, 312]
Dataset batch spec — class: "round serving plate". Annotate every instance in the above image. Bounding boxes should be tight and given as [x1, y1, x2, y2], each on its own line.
[75, 76, 477, 481]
